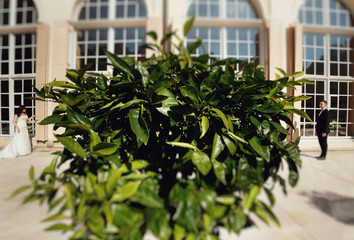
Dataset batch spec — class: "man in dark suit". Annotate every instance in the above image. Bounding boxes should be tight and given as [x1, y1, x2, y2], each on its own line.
[316, 100, 330, 160]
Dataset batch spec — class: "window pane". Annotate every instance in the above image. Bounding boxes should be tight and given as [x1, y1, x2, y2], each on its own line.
[339, 82, 347, 95]
[330, 82, 338, 94]
[331, 96, 338, 108]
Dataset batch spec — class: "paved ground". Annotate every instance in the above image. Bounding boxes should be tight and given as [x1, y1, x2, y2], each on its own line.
[1, 149, 354, 240]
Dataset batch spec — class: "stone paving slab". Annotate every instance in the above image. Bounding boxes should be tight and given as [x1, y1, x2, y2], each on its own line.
[1, 150, 354, 240]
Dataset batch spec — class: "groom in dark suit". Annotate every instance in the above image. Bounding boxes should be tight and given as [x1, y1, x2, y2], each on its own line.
[316, 100, 330, 160]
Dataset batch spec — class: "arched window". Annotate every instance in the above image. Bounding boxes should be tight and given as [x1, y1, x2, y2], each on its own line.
[186, 0, 262, 71]
[74, 0, 147, 72]
[299, 0, 354, 138]
[0, 0, 37, 136]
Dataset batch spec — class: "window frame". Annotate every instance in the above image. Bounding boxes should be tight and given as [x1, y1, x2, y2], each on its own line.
[186, 0, 265, 71]
[0, 0, 37, 137]
[298, 0, 354, 139]
[71, 0, 147, 72]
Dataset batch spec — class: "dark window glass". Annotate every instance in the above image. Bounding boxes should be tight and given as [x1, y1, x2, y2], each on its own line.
[26, 10, 33, 23]
[306, 96, 314, 108]
[15, 95, 22, 106]
[339, 96, 347, 108]
[24, 94, 32, 106]
[329, 109, 338, 122]
[1, 63, 9, 74]
[24, 80, 32, 92]
[25, 48, 32, 59]
[317, 81, 324, 93]
[1, 94, 9, 107]
[15, 62, 23, 74]
[24, 61, 32, 73]
[14, 80, 22, 93]
[98, 58, 107, 71]
[115, 43, 123, 55]
[330, 63, 338, 75]
[16, 35, 22, 45]
[331, 96, 338, 108]
[16, 12, 23, 24]
[306, 83, 314, 93]
[330, 82, 338, 94]
[1, 109, 9, 121]
[340, 64, 347, 76]
[87, 44, 96, 56]
[339, 82, 347, 95]
[25, 34, 32, 44]
[1, 81, 9, 93]
[339, 110, 347, 122]
[1, 123, 9, 135]
[15, 48, 22, 60]
[316, 63, 324, 75]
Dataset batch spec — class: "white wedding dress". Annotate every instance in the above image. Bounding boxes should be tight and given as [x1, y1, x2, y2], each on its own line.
[0, 115, 32, 159]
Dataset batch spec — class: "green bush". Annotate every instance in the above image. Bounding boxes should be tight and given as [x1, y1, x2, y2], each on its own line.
[12, 18, 311, 240]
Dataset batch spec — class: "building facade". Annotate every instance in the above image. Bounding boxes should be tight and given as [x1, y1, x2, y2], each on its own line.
[0, 0, 353, 147]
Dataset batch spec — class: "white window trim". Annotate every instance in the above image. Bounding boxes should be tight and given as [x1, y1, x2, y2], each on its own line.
[71, 0, 147, 72]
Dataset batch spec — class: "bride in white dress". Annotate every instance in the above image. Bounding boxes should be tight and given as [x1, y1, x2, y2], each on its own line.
[0, 105, 36, 159]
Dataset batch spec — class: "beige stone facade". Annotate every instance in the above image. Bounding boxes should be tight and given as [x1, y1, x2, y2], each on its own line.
[0, 0, 353, 147]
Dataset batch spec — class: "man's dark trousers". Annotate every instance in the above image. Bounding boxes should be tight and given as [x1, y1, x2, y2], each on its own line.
[316, 108, 330, 158]
[317, 134, 328, 157]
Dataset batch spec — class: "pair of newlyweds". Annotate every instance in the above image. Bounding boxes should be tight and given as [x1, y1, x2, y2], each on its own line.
[0, 105, 36, 159]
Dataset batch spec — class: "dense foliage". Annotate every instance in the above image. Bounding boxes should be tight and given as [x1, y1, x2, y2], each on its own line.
[12, 18, 311, 240]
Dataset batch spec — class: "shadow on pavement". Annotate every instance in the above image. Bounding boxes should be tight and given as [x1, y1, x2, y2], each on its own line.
[300, 191, 354, 225]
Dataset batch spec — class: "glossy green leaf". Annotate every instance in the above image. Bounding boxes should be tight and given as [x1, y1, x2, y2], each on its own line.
[29, 165, 34, 181]
[212, 159, 227, 185]
[229, 210, 247, 235]
[42, 213, 70, 222]
[136, 62, 149, 88]
[275, 67, 287, 77]
[250, 116, 262, 132]
[223, 62, 235, 85]
[106, 170, 122, 197]
[67, 109, 91, 126]
[270, 121, 290, 136]
[243, 185, 260, 211]
[290, 71, 304, 78]
[222, 135, 237, 155]
[183, 16, 195, 37]
[45, 223, 73, 231]
[296, 79, 314, 84]
[111, 181, 140, 202]
[120, 160, 149, 174]
[211, 133, 224, 161]
[129, 108, 149, 145]
[55, 135, 87, 158]
[191, 151, 212, 176]
[228, 131, 247, 144]
[146, 209, 172, 240]
[45, 81, 80, 89]
[249, 136, 270, 161]
[198, 190, 216, 211]
[63, 183, 75, 214]
[6, 185, 31, 200]
[283, 105, 312, 121]
[39, 115, 64, 125]
[104, 49, 133, 77]
[173, 224, 186, 240]
[166, 141, 199, 150]
[211, 108, 229, 130]
[146, 31, 158, 41]
[92, 142, 119, 155]
[216, 195, 236, 205]
[200, 116, 209, 139]
[156, 88, 179, 116]
[187, 39, 202, 54]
